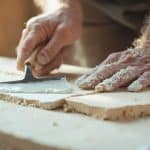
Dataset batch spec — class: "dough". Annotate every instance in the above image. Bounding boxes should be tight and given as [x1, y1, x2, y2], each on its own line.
[0, 77, 72, 94]
[65, 90, 150, 121]
[0, 92, 67, 110]
[1, 86, 150, 121]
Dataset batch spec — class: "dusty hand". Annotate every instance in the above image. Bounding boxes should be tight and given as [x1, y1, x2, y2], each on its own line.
[17, 5, 82, 75]
[77, 48, 150, 92]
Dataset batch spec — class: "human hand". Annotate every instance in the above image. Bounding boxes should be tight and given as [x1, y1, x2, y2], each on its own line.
[76, 48, 150, 92]
[17, 4, 82, 75]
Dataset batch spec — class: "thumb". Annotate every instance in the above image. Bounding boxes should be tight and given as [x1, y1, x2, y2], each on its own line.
[33, 53, 63, 76]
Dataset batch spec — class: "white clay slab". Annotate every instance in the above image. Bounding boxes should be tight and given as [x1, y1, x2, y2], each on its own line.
[0, 59, 73, 94]
[0, 77, 72, 93]
[67, 90, 150, 108]
[66, 90, 150, 120]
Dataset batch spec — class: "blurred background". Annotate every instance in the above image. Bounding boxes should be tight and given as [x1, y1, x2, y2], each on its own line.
[0, 0, 38, 57]
[0, 0, 136, 67]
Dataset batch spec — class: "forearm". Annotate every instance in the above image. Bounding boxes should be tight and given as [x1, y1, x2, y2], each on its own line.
[34, 0, 82, 13]
[134, 15, 150, 48]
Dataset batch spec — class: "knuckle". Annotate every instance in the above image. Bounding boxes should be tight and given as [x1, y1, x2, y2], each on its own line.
[26, 17, 42, 30]
[109, 52, 118, 57]
[107, 52, 121, 60]
[57, 23, 81, 42]
[26, 18, 35, 28]
[108, 53, 114, 58]
[57, 24, 79, 44]
[58, 25, 70, 37]
[31, 23, 42, 31]
[106, 53, 115, 59]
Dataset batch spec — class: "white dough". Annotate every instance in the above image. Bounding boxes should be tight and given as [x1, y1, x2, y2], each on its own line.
[0, 77, 72, 94]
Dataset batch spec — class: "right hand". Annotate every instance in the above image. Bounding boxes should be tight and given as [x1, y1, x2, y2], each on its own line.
[77, 48, 150, 92]
[17, 2, 82, 75]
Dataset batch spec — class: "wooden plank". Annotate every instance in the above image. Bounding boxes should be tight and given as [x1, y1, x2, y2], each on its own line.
[0, 57, 150, 149]
[1, 101, 150, 150]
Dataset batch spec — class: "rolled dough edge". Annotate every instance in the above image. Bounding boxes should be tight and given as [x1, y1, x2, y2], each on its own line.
[0, 93, 65, 110]
[1, 93, 150, 121]
[65, 100, 150, 121]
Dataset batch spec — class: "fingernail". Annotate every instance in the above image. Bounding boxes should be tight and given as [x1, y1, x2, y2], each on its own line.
[37, 52, 49, 65]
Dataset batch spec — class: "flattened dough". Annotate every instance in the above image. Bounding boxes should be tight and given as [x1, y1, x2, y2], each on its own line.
[0, 77, 72, 93]
[66, 90, 150, 120]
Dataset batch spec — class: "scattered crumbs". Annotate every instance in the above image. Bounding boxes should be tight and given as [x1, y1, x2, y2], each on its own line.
[52, 122, 58, 127]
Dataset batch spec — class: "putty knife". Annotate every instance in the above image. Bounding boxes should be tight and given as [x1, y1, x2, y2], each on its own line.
[0, 52, 72, 93]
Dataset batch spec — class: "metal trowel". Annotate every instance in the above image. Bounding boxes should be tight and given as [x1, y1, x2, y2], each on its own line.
[0, 51, 72, 93]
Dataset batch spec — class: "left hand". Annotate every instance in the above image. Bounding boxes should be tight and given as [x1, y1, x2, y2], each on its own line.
[76, 48, 150, 92]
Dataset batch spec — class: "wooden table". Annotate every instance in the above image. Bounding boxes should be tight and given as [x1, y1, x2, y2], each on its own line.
[0, 57, 150, 150]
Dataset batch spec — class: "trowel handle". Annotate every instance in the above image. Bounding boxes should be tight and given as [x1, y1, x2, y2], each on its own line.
[25, 50, 38, 66]
[25, 43, 45, 67]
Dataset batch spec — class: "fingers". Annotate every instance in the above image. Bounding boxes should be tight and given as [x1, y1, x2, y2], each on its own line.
[128, 71, 150, 92]
[16, 28, 30, 56]
[95, 66, 143, 92]
[77, 47, 150, 92]
[101, 52, 122, 65]
[19, 28, 30, 42]
[76, 67, 98, 85]
[76, 52, 132, 89]
[16, 15, 56, 71]
[17, 22, 69, 74]
[33, 53, 62, 76]
[37, 25, 69, 65]
[17, 30, 42, 70]
[77, 62, 127, 90]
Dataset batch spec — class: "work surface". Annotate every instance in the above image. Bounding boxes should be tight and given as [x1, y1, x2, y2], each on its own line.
[1, 101, 150, 150]
[0, 57, 150, 150]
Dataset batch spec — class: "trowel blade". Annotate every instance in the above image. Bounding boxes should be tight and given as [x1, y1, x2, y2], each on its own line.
[0, 77, 72, 93]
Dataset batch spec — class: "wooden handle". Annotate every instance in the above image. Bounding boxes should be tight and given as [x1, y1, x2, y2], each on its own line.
[25, 48, 43, 71]
[25, 43, 46, 68]
[25, 50, 38, 66]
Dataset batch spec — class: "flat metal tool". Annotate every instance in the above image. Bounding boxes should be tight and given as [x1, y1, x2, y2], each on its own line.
[0, 63, 63, 84]
[0, 51, 72, 93]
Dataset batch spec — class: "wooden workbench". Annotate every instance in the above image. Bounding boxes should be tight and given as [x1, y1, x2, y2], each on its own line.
[0, 57, 150, 150]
